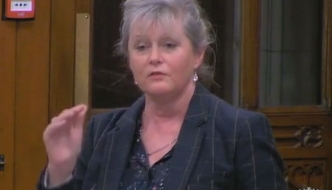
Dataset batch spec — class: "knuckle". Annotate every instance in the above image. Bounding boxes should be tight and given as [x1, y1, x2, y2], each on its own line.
[51, 117, 58, 123]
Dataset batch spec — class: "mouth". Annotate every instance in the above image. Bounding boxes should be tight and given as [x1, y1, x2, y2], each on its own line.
[148, 71, 167, 79]
[149, 71, 165, 76]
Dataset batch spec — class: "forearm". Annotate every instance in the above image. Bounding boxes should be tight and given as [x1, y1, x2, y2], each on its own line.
[37, 117, 96, 190]
[37, 168, 81, 190]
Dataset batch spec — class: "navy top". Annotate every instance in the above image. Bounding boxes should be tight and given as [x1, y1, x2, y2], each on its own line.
[119, 122, 174, 190]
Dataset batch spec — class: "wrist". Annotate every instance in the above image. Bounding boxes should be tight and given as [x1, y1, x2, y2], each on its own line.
[46, 163, 74, 186]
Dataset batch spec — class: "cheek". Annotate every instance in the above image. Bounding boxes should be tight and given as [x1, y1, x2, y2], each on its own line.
[169, 53, 195, 72]
[128, 55, 146, 79]
[128, 55, 140, 70]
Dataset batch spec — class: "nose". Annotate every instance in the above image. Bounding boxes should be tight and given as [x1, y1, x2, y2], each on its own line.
[149, 46, 162, 65]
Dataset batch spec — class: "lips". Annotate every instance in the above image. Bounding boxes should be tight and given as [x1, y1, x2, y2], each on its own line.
[149, 71, 165, 76]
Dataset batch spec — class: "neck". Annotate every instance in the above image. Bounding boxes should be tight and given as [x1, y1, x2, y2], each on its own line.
[143, 82, 196, 124]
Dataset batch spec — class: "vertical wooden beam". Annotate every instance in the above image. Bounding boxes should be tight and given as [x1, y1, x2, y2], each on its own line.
[14, 0, 51, 189]
[323, 0, 332, 188]
[0, 5, 16, 190]
[240, 0, 260, 109]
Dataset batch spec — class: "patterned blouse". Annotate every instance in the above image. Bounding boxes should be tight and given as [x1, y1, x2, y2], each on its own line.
[119, 123, 174, 190]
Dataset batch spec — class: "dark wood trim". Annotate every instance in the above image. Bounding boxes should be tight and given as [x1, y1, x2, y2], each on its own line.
[279, 149, 326, 159]
[258, 106, 330, 116]
[323, 0, 332, 113]
[239, 0, 260, 109]
[322, 0, 332, 188]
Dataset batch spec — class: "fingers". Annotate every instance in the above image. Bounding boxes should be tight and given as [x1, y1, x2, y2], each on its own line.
[70, 104, 87, 115]
[43, 119, 66, 141]
[52, 104, 86, 123]
[46, 104, 88, 133]
[56, 105, 86, 120]
[73, 105, 87, 128]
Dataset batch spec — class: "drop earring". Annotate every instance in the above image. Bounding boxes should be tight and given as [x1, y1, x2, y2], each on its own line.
[134, 81, 138, 85]
[193, 72, 198, 82]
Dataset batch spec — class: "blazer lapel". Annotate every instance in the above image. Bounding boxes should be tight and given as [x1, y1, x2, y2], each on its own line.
[164, 83, 209, 190]
[97, 97, 145, 190]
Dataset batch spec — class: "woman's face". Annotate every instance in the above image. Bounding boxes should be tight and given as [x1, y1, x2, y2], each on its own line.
[128, 18, 205, 96]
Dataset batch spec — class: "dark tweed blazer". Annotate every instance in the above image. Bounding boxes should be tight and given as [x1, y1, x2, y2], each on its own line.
[37, 83, 288, 190]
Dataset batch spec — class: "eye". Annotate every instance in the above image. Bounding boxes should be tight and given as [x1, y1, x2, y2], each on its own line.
[136, 44, 147, 51]
[163, 42, 177, 49]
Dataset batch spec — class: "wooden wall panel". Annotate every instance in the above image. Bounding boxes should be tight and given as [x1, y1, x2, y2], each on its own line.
[76, 0, 91, 13]
[285, 159, 326, 190]
[49, 0, 76, 117]
[0, 6, 16, 190]
[14, 0, 51, 189]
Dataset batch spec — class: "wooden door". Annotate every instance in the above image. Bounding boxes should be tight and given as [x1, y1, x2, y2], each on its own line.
[0, 0, 75, 189]
[241, 0, 332, 189]
[0, 6, 16, 189]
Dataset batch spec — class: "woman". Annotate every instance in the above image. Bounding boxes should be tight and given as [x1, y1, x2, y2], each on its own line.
[38, 0, 287, 189]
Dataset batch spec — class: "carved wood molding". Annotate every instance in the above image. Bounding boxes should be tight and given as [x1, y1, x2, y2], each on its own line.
[274, 125, 324, 149]
[285, 163, 324, 189]
[294, 126, 323, 148]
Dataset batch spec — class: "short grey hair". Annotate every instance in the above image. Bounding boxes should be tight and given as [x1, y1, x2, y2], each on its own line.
[116, 0, 216, 83]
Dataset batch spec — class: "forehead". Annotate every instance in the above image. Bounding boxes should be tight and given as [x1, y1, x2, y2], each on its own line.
[129, 16, 185, 38]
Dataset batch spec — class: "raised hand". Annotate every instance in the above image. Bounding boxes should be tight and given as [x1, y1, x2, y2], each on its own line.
[43, 104, 87, 185]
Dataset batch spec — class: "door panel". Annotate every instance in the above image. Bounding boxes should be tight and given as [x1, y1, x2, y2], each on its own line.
[286, 159, 327, 189]
[241, 0, 332, 189]
[0, 5, 16, 189]
[0, 0, 55, 189]
[14, 2, 51, 187]
[259, 0, 322, 107]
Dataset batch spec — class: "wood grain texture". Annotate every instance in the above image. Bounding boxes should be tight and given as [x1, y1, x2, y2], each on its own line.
[323, 1, 332, 186]
[0, 3, 16, 189]
[76, 0, 91, 14]
[14, 0, 51, 188]
[240, 0, 260, 110]
[49, 0, 76, 117]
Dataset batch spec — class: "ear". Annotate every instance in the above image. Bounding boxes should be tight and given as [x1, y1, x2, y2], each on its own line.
[194, 47, 206, 69]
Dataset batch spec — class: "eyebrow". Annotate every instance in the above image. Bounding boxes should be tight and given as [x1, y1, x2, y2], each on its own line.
[132, 33, 177, 40]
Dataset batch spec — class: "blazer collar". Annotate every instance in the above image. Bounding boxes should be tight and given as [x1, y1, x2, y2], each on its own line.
[97, 96, 145, 189]
[98, 82, 209, 190]
[164, 82, 209, 190]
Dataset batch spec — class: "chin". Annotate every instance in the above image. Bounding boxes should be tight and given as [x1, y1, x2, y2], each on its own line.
[143, 82, 175, 96]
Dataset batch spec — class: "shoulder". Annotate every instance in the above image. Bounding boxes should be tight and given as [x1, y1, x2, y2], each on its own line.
[86, 108, 128, 145]
[90, 108, 128, 127]
[202, 93, 271, 139]
[201, 92, 264, 121]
